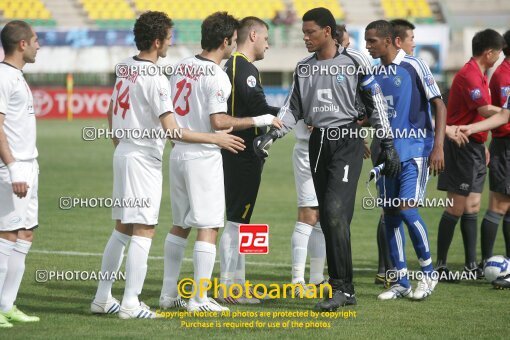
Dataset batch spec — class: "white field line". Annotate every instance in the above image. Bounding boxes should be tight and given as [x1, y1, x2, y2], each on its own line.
[31, 249, 375, 271]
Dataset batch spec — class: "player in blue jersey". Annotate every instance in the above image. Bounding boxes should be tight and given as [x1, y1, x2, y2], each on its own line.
[365, 20, 446, 300]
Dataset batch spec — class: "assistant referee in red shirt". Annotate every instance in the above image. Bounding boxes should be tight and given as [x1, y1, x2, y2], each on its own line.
[479, 30, 510, 264]
[436, 29, 505, 280]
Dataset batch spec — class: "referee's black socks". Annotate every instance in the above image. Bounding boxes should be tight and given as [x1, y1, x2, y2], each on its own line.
[376, 215, 391, 274]
[436, 211, 460, 267]
[481, 210, 503, 261]
[503, 212, 510, 257]
[461, 213, 478, 269]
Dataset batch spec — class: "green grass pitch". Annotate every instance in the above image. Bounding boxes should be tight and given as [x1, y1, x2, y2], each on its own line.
[5, 119, 509, 339]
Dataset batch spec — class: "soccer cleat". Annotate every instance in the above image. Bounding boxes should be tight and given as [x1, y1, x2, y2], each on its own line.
[119, 301, 159, 319]
[478, 260, 486, 280]
[412, 276, 438, 300]
[374, 273, 386, 285]
[0, 306, 39, 322]
[0, 314, 13, 328]
[240, 287, 262, 304]
[159, 295, 187, 309]
[187, 298, 229, 312]
[435, 266, 459, 283]
[314, 290, 356, 311]
[216, 286, 261, 305]
[91, 297, 121, 314]
[492, 274, 510, 290]
[377, 284, 413, 300]
[291, 281, 312, 298]
[313, 279, 331, 297]
[463, 265, 484, 280]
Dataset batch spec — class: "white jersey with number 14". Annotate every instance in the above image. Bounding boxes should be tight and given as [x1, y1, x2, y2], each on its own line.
[111, 56, 174, 158]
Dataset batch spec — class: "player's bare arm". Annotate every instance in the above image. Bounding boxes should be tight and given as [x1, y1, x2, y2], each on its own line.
[160, 112, 245, 153]
[0, 113, 28, 198]
[106, 102, 118, 147]
[477, 104, 502, 118]
[429, 97, 446, 175]
[445, 125, 468, 147]
[459, 108, 510, 136]
[210, 112, 282, 131]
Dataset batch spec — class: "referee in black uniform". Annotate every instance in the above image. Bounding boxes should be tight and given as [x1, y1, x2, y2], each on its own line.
[218, 17, 280, 303]
[255, 8, 400, 310]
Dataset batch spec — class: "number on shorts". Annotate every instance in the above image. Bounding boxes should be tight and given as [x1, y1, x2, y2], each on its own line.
[173, 79, 192, 116]
[241, 203, 251, 220]
[114, 80, 130, 119]
[342, 165, 349, 182]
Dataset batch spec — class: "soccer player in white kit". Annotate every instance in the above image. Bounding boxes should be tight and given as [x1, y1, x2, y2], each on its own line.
[0, 21, 40, 328]
[90, 12, 245, 319]
[159, 12, 281, 312]
[289, 27, 353, 296]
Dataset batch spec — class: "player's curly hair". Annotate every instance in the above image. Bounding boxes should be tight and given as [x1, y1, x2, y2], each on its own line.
[201, 12, 240, 51]
[133, 11, 173, 51]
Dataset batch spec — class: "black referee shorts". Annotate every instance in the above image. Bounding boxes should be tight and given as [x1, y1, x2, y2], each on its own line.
[489, 138, 510, 196]
[222, 149, 264, 224]
[309, 123, 364, 295]
[437, 138, 486, 196]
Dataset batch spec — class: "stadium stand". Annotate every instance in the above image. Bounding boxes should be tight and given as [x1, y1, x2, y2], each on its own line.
[133, 0, 285, 20]
[381, 0, 433, 20]
[80, 0, 135, 29]
[441, 0, 510, 28]
[0, 0, 56, 26]
[293, 0, 344, 19]
[131, 0, 285, 43]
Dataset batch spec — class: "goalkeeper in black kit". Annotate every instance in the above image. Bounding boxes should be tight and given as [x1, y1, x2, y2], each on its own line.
[254, 7, 400, 310]
[218, 16, 281, 304]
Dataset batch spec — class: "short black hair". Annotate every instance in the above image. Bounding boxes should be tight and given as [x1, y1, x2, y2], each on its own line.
[302, 7, 337, 39]
[472, 29, 504, 56]
[336, 24, 347, 43]
[365, 20, 393, 39]
[503, 30, 510, 56]
[133, 11, 173, 51]
[201, 12, 240, 51]
[390, 19, 415, 42]
[0, 20, 33, 55]
[237, 16, 268, 45]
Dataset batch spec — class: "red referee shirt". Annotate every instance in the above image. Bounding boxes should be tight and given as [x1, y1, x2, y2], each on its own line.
[489, 58, 510, 138]
[447, 58, 491, 143]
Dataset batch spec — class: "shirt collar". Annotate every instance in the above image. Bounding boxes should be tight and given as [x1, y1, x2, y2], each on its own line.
[392, 49, 406, 65]
[1, 61, 22, 73]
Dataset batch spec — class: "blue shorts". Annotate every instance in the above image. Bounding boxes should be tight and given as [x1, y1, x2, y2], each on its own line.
[377, 157, 429, 208]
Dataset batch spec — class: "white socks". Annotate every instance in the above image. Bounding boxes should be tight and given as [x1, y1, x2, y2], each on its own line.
[308, 223, 326, 284]
[95, 230, 130, 302]
[122, 235, 151, 309]
[234, 253, 246, 285]
[291, 222, 312, 283]
[0, 238, 17, 312]
[219, 221, 239, 287]
[161, 233, 188, 298]
[192, 241, 216, 304]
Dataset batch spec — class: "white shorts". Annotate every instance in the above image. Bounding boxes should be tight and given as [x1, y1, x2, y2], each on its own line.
[0, 159, 39, 231]
[112, 143, 162, 225]
[170, 146, 224, 229]
[293, 142, 318, 207]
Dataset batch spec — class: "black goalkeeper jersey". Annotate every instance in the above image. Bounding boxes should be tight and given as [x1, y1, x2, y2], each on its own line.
[224, 52, 279, 149]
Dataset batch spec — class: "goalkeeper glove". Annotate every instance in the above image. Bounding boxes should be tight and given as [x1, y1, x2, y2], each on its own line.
[377, 139, 401, 178]
[253, 129, 279, 159]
